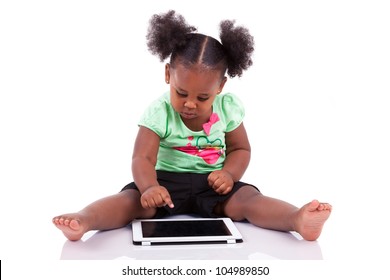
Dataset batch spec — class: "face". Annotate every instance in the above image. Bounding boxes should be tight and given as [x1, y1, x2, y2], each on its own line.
[165, 63, 227, 123]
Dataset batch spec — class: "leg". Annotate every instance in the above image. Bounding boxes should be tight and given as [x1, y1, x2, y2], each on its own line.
[52, 189, 156, 241]
[220, 186, 332, 241]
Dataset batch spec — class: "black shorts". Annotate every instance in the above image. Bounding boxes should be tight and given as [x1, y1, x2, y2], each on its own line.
[121, 170, 259, 218]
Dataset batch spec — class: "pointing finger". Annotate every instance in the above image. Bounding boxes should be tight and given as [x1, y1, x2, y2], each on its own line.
[161, 193, 174, 208]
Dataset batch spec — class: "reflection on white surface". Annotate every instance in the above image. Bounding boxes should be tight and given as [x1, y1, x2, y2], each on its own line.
[59, 216, 322, 260]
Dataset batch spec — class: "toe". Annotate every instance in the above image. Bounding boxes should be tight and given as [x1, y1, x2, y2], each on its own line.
[307, 199, 320, 211]
[69, 219, 81, 231]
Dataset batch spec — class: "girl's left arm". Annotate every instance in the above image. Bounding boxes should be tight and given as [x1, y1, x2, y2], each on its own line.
[208, 122, 251, 194]
[223, 122, 251, 180]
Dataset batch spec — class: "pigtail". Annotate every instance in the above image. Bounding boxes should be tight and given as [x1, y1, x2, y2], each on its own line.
[146, 10, 197, 62]
[219, 20, 255, 78]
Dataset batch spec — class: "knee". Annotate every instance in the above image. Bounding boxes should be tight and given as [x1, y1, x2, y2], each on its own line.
[226, 212, 245, 222]
[223, 186, 263, 221]
[119, 189, 156, 219]
[232, 185, 263, 203]
[120, 189, 141, 203]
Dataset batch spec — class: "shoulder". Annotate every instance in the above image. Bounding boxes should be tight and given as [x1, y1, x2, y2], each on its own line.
[214, 93, 245, 118]
[139, 92, 173, 137]
[217, 93, 244, 109]
[140, 92, 173, 119]
[214, 93, 245, 132]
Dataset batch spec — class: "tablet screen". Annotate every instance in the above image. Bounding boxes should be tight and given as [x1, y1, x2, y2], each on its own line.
[141, 220, 232, 238]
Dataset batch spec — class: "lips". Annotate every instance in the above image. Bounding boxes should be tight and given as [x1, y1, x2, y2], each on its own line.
[181, 112, 197, 119]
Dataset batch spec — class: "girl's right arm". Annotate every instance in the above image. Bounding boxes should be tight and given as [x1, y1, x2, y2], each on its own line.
[132, 126, 174, 209]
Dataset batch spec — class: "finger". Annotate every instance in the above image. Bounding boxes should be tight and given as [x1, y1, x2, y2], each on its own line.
[215, 182, 233, 195]
[141, 197, 152, 209]
[212, 178, 224, 191]
[151, 197, 161, 208]
[160, 193, 174, 208]
[213, 183, 225, 194]
[207, 176, 215, 187]
[153, 195, 168, 208]
[207, 172, 218, 186]
[221, 186, 232, 195]
[142, 199, 151, 209]
[141, 199, 149, 209]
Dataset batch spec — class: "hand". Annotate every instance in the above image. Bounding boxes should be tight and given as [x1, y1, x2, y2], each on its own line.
[207, 170, 234, 195]
[140, 185, 174, 209]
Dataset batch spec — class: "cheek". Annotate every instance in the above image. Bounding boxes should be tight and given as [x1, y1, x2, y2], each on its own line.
[203, 98, 216, 110]
[197, 101, 213, 113]
[169, 95, 182, 111]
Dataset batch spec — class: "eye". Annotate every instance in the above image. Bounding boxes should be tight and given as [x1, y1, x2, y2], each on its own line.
[197, 96, 209, 102]
[176, 90, 187, 98]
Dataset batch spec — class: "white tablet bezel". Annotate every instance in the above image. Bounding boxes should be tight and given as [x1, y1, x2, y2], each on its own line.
[132, 217, 243, 246]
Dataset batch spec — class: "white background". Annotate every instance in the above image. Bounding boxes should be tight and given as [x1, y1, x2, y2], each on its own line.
[1, 0, 389, 279]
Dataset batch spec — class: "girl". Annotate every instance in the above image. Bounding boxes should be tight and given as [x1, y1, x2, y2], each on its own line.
[53, 10, 331, 242]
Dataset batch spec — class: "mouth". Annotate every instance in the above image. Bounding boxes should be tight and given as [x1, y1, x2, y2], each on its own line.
[180, 112, 197, 119]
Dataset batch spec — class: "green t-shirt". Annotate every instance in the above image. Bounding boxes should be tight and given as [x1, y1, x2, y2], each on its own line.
[139, 92, 245, 173]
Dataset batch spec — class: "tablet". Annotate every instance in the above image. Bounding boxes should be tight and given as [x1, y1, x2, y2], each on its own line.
[132, 217, 243, 246]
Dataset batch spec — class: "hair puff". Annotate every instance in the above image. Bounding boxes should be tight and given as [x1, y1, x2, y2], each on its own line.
[146, 10, 197, 62]
[220, 20, 255, 77]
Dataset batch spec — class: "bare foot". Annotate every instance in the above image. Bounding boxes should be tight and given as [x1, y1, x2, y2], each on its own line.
[295, 199, 332, 241]
[52, 213, 88, 241]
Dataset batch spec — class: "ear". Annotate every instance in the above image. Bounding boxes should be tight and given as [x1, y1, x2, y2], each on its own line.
[165, 63, 170, 84]
[217, 76, 227, 94]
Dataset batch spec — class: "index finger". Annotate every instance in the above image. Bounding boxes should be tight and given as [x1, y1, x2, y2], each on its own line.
[160, 193, 174, 208]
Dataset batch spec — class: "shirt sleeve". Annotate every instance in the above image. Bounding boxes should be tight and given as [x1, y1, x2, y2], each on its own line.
[220, 93, 246, 132]
[138, 96, 169, 138]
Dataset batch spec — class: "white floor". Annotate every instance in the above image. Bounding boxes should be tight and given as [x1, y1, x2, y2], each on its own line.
[58, 216, 323, 260]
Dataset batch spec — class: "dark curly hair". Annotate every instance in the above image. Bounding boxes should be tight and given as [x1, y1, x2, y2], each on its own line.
[146, 10, 254, 78]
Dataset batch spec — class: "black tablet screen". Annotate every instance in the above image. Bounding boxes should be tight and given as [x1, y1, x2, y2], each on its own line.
[141, 220, 232, 237]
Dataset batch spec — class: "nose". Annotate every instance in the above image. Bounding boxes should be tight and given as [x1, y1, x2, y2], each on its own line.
[184, 100, 196, 109]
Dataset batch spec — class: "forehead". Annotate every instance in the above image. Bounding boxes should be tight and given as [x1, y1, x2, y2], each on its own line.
[171, 64, 222, 93]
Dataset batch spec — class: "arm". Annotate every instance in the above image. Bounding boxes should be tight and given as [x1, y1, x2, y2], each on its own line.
[132, 126, 174, 208]
[222, 122, 251, 180]
[208, 122, 251, 194]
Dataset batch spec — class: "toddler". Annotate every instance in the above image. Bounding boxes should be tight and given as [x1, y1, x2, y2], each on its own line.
[53, 10, 331, 242]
